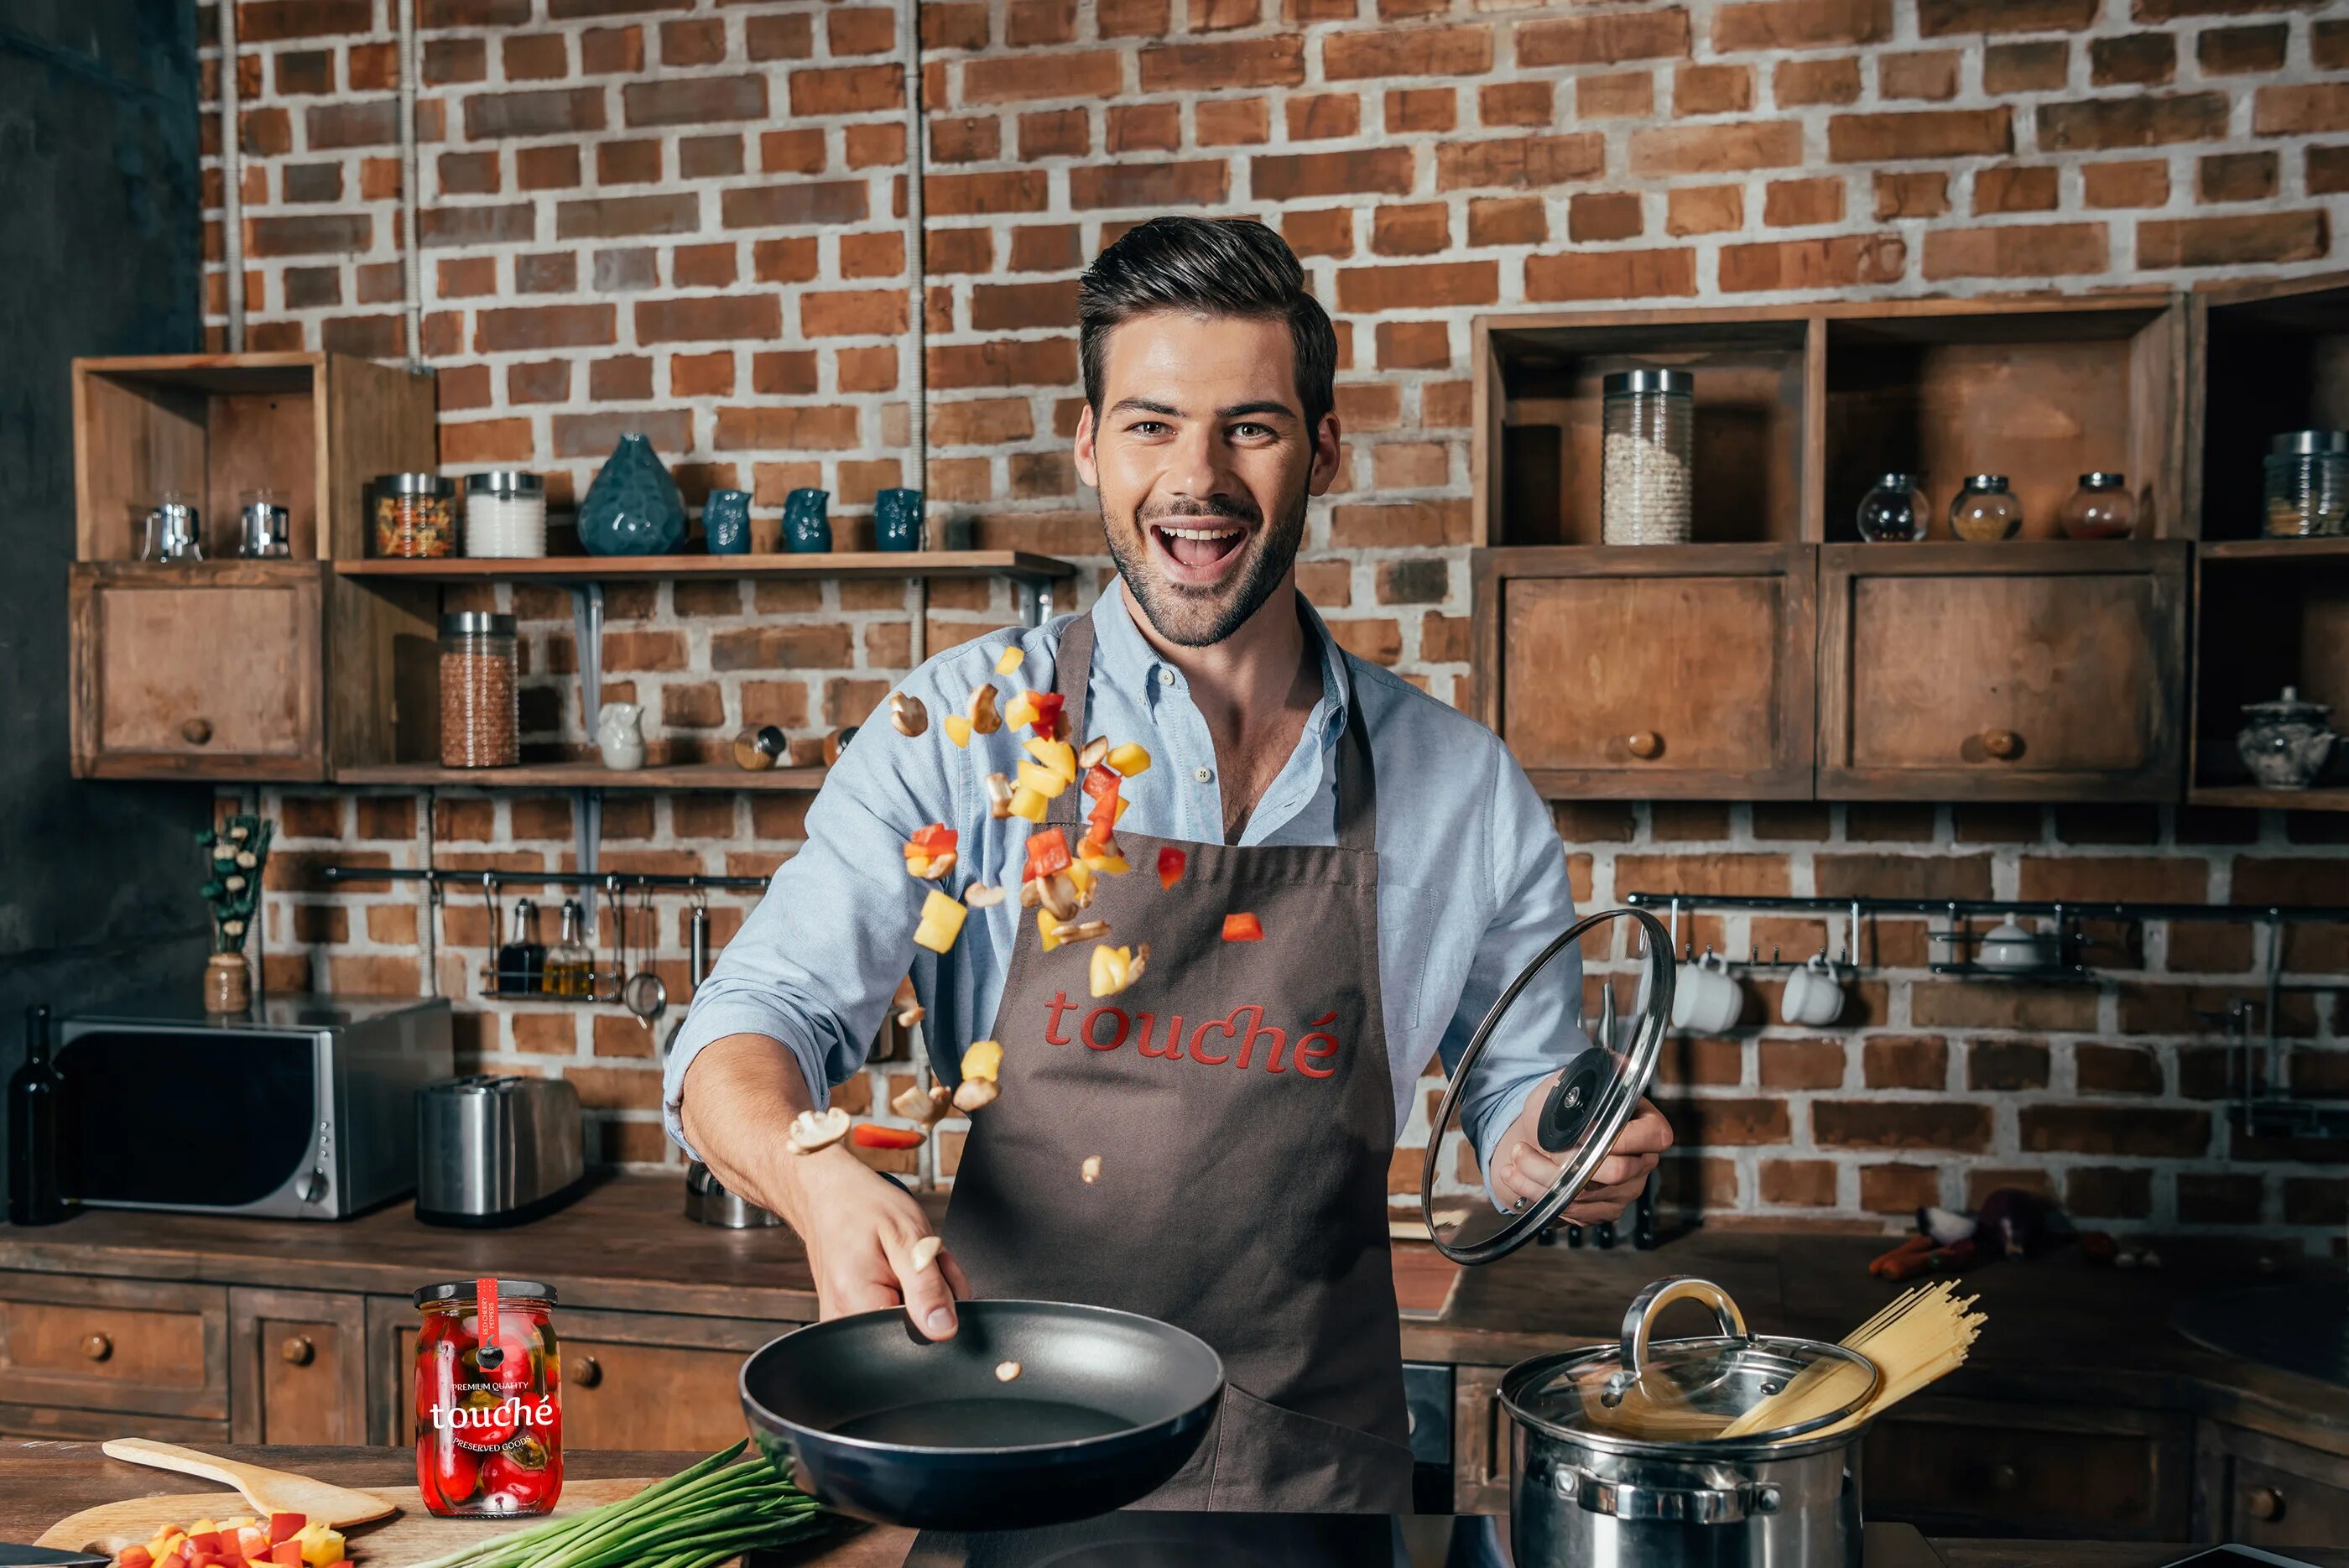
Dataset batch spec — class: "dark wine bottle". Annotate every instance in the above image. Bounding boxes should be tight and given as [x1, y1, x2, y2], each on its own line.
[8, 1005, 71, 1226]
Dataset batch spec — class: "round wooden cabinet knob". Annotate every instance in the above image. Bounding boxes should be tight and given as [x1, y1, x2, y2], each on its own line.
[1980, 729, 2021, 760]
[181, 717, 214, 746]
[280, 1336, 315, 1367]
[2246, 1485, 2285, 1522]
[82, 1333, 112, 1362]
[1627, 731, 1663, 760]
[1989, 1463, 2019, 1492]
[574, 1354, 602, 1388]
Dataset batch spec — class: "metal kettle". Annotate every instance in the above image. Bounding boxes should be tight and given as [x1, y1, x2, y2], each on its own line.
[665, 899, 782, 1228]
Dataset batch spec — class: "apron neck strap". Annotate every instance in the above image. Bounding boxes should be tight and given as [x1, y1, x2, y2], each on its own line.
[1049, 606, 1378, 855]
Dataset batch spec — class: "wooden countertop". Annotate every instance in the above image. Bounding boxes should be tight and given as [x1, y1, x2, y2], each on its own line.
[4, 1178, 2345, 1453]
[3, 1444, 2340, 1568]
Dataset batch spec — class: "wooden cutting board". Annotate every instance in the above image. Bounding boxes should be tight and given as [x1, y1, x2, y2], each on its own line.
[39, 1477, 653, 1564]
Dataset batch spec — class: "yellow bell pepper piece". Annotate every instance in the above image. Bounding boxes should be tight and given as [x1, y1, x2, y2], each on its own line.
[913, 890, 968, 954]
[1014, 760, 1067, 799]
[1008, 785, 1049, 822]
[1004, 691, 1039, 730]
[1023, 737, 1077, 784]
[1081, 844, 1131, 875]
[995, 644, 1023, 675]
[962, 1039, 1004, 1081]
[190, 1521, 219, 1538]
[294, 1521, 346, 1567]
[1107, 742, 1152, 777]
[1038, 906, 1063, 952]
[1065, 859, 1096, 899]
[1090, 944, 1136, 998]
[943, 712, 971, 748]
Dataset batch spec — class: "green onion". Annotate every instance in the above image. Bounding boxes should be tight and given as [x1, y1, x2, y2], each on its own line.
[405, 1442, 831, 1568]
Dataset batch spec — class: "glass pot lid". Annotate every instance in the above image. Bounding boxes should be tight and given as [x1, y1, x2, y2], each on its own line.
[1419, 906, 1671, 1266]
[1503, 1277, 1882, 1449]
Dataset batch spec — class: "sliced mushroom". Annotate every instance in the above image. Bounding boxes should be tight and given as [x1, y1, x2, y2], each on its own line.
[911, 1235, 944, 1273]
[1037, 871, 1078, 922]
[1077, 736, 1110, 771]
[1131, 941, 1150, 982]
[1019, 876, 1041, 909]
[964, 883, 1007, 909]
[1054, 918, 1110, 945]
[1081, 1154, 1102, 1185]
[895, 1002, 927, 1027]
[995, 1360, 1023, 1383]
[953, 1076, 1000, 1113]
[983, 771, 1016, 820]
[916, 849, 957, 882]
[968, 684, 1003, 735]
[893, 1081, 954, 1126]
[786, 1107, 852, 1154]
[891, 692, 928, 737]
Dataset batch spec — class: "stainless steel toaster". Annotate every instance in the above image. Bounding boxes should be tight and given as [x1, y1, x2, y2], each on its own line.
[415, 1075, 586, 1227]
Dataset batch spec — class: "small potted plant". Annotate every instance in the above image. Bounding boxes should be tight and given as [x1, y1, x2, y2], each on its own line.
[199, 814, 273, 1013]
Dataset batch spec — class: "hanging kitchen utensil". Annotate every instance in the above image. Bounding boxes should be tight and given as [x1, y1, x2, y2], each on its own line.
[1420, 905, 1672, 1266]
[622, 883, 666, 1028]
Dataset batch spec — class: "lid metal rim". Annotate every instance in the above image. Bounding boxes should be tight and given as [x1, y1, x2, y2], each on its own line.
[1499, 1336, 1882, 1454]
[2272, 430, 2349, 455]
[1961, 474, 2011, 488]
[440, 611, 518, 636]
[378, 471, 455, 495]
[413, 1278, 557, 1306]
[1602, 368, 1694, 395]
[2078, 471, 2126, 487]
[466, 471, 547, 493]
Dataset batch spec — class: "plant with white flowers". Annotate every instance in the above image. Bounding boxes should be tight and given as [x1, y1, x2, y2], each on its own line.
[196, 814, 274, 955]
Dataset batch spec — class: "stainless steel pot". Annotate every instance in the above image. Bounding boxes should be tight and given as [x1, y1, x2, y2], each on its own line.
[1502, 1277, 1878, 1568]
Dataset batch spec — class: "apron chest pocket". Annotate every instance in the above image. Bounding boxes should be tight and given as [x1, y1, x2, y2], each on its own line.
[1206, 1383, 1418, 1513]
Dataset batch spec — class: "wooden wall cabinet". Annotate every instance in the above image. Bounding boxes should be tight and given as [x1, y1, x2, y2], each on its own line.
[229, 1288, 368, 1447]
[1471, 544, 1816, 799]
[1818, 541, 2189, 801]
[0, 1271, 229, 1429]
[1863, 1396, 2192, 1539]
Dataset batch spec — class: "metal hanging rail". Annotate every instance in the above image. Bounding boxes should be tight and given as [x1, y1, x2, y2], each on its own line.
[1622, 892, 2349, 924]
[316, 866, 773, 893]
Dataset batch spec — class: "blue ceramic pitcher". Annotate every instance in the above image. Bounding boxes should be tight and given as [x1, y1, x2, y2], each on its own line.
[579, 433, 686, 555]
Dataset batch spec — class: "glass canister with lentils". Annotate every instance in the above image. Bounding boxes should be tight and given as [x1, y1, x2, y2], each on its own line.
[439, 612, 519, 768]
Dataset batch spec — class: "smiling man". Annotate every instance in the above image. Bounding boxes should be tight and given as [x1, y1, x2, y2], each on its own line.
[665, 216, 1670, 1512]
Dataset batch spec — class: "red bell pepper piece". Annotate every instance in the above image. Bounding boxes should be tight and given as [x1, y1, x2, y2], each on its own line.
[268, 1544, 304, 1568]
[852, 1123, 925, 1149]
[1023, 826, 1070, 882]
[1081, 763, 1119, 801]
[268, 1516, 305, 1546]
[1029, 690, 1065, 738]
[1221, 912, 1264, 942]
[1086, 784, 1118, 845]
[1159, 847, 1186, 890]
[909, 823, 957, 854]
[117, 1550, 154, 1568]
[187, 1534, 221, 1557]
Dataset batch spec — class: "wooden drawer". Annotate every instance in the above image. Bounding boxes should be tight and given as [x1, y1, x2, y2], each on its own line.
[1451, 1363, 1512, 1516]
[0, 1271, 229, 1420]
[1473, 544, 1817, 800]
[1863, 1396, 2190, 1539]
[70, 561, 325, 780]
[231, 1288, 367, 1446]
[2197, 1421, 2349, 1550]
[367, 1298, 799, 1451]
[0, 1404, 229, 1442]
[1819, 540, 2187, 801]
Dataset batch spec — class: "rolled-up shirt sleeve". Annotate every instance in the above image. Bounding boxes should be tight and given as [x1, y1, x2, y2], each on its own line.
[1440, 739, 1588, 1211]
[661, 661, 971, 1163]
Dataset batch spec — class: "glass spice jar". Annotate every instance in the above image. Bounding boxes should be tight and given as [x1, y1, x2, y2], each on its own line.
[465, 471, 549, 559]
[1950, 474, 2022, 542]
[1856, 472, 1929, 542]
[439, 612, 519, 768]
[374, 472, 456, 558]
[2059, 472, 2135, 539]
[2264, 430, 2349, 539]
[414, 1278, 563, 1517]
[1600, 368, 1695, 545]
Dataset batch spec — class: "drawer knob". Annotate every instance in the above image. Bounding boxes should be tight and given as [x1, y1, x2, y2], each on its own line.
[1627, 731, 1663, 760]
[2246, 1484, 2285, 1522]
[181, 717, 214, 746]
[574, 1353, 602, 1388]
[1980, 729, 2020, 761]
[281, 1335, 315, 1367]
[1989, 1462, 2018, 1492]
[82, 1333, 112, 1362]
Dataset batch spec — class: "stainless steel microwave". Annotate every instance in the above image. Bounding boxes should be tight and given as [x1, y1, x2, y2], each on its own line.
[50, 995, 452, 1219]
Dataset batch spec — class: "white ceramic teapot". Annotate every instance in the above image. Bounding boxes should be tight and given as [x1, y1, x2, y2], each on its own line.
[596, 701, 647, 772]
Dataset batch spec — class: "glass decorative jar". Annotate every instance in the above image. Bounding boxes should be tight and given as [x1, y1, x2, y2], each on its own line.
[2237, 686, 2338, 790]
[439, 612, 519, 768]
[373, 472, 456, 558]
[2058, 472, 2134, 539]
[465, 471, 547, 559]
[2264, 430, 2349, 538]
[414, 1278, 562, 1517]
[1856, 473, 1928, 542]
[1600, 368, 1694, 545]
[1950, 474, 2022, 542]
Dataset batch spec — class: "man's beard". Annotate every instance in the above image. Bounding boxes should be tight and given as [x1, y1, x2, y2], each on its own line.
[1102, 487, 1310, 649]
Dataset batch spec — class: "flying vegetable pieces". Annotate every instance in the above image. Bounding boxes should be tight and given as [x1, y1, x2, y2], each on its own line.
[964, 883, 1006, 909]
[994, 645, 1023, 676]
[1023, 736, 1078, 785]
[890, 692, 927, 737]
[1107, 742, 1152, 777]
[1159, 847, 1187, 889]
[1081, 1154, 1102, 1184]
[968, 684, 1003, 735]
[954, 1040, 1002, 1112]
[913, 889, 968, 954]
[788, 1107, 852, 1154]
[1222, 912, 1264, 942]
[904, 824, 959, 881]
[893, 1080, 955, 1125]
[1003, 690, 1065, 739]
[1014, 760, 1068, 800]
[1023, 826, 1071, 882]
[983, 771, 1016, 820]
[852, 1123, 924, 1150]
[996, 1360, 1023, 1382]
[912, 1235, 944, 1273]
[1091, 941, 1146, 998]
[944, 713, 971, 748]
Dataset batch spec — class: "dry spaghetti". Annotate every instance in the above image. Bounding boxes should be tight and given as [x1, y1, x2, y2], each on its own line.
[1719, 1279, 1987, 1440]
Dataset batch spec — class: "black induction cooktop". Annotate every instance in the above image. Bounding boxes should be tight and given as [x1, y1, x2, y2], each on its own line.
[901, 1510, 1490, 1567]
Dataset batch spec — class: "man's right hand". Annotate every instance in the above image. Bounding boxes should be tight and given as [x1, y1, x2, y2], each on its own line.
[793, 1149, 973, 1337]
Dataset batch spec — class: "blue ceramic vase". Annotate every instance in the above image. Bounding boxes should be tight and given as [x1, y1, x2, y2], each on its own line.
[874, 487, 924, 552]
[703, 488, 752, 555]
[579, 433, 686, 555]
[784, 487, 832, 553]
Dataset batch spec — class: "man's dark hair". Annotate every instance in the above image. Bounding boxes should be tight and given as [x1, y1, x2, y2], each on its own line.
[1078, 216, 1339, 432]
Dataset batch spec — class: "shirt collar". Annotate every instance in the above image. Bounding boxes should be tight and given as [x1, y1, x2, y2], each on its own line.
[1088, 585, 1352, 738]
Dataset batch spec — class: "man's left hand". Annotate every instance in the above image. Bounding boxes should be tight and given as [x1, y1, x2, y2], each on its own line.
[1490, 1080, 1674, 1222]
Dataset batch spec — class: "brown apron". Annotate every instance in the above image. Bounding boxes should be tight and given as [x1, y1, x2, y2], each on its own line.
[940, 612, 1416, 1513]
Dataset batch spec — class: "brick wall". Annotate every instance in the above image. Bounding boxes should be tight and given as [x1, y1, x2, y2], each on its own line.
[200, 0, 2349, 1246]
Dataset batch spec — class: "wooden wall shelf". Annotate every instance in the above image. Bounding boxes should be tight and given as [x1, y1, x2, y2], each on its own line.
[336, 550, 1076, 586]
[332, 761, 827, 791]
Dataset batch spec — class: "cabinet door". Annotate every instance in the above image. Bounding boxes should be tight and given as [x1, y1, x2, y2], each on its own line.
[1473, 544, 1817, 799]
[1451, 1364, 1512, 1517]
[1863, 1395, 2190, 1539]
[1820, 540, 2187, 800]
[70, 561, 324, 780]
[230, 1288, 367, 1446]
[2197, 1421, 2349, 1550]
[0, 1271, 229, 1420]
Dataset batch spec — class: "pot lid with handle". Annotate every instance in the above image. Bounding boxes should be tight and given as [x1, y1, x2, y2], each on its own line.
[1503, 1276, 1882, 1451]
[1419, 905, 1672, 1265]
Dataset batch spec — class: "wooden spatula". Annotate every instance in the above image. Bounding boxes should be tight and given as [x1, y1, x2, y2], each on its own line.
[97, 1440, 397, 1528]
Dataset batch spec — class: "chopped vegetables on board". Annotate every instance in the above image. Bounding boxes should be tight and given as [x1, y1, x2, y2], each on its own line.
[1222, 913, 1264, 942]
[912, 890, 968, 954]
[109, 1512, 349, 1568]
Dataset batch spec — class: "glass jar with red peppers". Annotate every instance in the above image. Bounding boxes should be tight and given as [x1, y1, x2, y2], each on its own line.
[414, 1278, 564, 1517]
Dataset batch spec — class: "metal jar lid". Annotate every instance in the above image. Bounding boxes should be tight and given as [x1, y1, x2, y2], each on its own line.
[413, 1278, 557, 1307]
[1602, 368, 1693, 397]
[2272, 430, 2349, 456]
[2079, 471, 2126, 488]
[466, 471, 545, 495]
[1875, 472, 1922, 490]
[440, 611, 517, 637]
[1962, 474, 2011, 491]
[378, 471, 455, 497]
[1501, 1277, 1882, 1453]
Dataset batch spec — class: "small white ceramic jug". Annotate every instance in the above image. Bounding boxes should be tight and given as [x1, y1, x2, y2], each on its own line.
[596, 701, 647, 772]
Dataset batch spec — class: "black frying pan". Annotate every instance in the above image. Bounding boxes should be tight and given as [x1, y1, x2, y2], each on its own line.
[739, 1298, 1225, 1530]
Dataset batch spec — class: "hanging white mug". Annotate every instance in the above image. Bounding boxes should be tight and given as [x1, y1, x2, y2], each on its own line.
[1671, 952, 1742, 1034]
[1781, 956, 1846, 1027]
